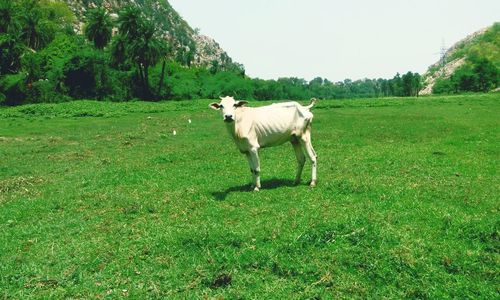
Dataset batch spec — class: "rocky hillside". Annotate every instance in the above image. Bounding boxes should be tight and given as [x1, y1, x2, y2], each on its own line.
[421, 23, 499, 94]
[63, 0, 240, 70]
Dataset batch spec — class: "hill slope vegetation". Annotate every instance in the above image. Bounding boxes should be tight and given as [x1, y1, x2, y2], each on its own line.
[422, 23, 499, 94]
[63, 0, 239, 69]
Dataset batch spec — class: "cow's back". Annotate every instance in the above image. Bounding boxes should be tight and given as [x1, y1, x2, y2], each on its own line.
[245, 102, 313, 148]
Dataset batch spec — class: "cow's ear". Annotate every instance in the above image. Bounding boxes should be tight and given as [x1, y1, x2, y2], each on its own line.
[209, 102, 221, 110]
[235, 100, 248, 107]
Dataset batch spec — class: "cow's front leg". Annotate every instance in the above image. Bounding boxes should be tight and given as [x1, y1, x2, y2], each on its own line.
[248, 148, 261, 191]
[301, 130, 317, 187]
[245, 152, 255, 189]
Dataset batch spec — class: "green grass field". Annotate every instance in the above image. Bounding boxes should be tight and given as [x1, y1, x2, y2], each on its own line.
[0, 94, 499, 299]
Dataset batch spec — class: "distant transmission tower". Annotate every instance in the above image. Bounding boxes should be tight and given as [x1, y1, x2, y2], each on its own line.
[439, 39, 447, 76]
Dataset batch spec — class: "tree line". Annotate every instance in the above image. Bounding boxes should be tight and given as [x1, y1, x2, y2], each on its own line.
[0, 0, 442, 105]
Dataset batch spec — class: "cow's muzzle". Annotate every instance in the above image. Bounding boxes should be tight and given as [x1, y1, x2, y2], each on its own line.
[224, 116, 234, 122]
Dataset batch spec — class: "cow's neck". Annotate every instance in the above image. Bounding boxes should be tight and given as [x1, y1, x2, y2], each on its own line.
[225, 119, 237, 139]
[225, 108, 244, 139]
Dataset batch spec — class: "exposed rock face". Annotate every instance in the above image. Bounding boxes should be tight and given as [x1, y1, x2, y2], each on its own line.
[193, 34, 231, 66]
[420, 57, 466, 95]
[63, 0, 240, 69]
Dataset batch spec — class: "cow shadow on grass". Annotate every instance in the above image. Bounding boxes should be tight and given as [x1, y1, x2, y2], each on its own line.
[211, 178, 295, 201]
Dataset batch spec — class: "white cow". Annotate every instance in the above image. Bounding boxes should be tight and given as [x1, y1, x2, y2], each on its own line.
[210, 96, 318, 191]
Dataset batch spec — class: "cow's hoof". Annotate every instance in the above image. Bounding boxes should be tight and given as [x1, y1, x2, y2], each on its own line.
[253, 186, 260, 192]
[310, 181, 317, 188]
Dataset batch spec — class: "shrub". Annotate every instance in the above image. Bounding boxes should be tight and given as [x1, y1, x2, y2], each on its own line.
[0, 32, 24, 75]
[38, 34, 85, 74]
[433, 78, 454, 94]
[106, 69, 134, 101]
[0, 73, 26, 105]
[62, 48, 112, 99]
[27, 79, 61, 103]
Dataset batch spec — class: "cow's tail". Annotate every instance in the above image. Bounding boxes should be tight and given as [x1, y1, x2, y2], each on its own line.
[305, 98, 317, 109]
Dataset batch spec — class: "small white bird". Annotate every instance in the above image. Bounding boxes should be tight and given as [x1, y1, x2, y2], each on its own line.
[188, 119, 192, 124]
[173, 130, 177, 136]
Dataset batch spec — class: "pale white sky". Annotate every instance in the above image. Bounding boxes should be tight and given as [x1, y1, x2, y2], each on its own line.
[169, 0, 499, 81]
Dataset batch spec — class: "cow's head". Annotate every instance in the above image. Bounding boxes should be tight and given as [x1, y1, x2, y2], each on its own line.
[209, 96, 248, 122]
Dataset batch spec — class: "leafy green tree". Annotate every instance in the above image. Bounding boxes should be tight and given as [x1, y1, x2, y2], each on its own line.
[1, 0, 24, 75]
[39, 0, 75, 34]
[378, 79, 389, 97]
[402, 71, 414, 96]
[412, 73, 422, 97]
[432, 78, 453, 94]
[471, 56, 498, 92]
[390, 73, 403, 96]
[22, 51, 42, 83]
[18, 0, 57, 50]
[226, 62, 246, 77]
[277, 77, 308, 100]
[19, 0, 41, 49]
[156, 43, 172, 99]
[0, 73, 26, 105]
[0, 30, 24, 75]
[175, 31, 195, 67]
[13, 0, 73, 51]
[157, 58, 168, 97]
[308, 77, 323, 99]
[252, 79, 275, 100]
[62, 48, 111, 99]
[452, 65, 476, 92]
[84, 7, 113, 49]
[209, 60, 220, 75]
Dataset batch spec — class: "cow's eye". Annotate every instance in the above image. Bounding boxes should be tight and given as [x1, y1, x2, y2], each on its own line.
[219, 105, 224, 109]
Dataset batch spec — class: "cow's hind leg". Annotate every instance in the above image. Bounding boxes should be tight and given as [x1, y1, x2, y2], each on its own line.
[245, 152, 255, 189]
[291, 137, 305, 185]
[300, 130, 317, 187]
[248, 148, 261, 191]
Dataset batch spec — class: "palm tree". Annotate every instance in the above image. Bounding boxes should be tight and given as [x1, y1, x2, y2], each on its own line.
[157, 57, 168, 97]
[0, 30, 24, 75]
[114, 5, 167, 97]
[117, 5, 141, 40]
[84, 7, 113, 49]
[19, 0, 42, 49]
[175, 32, 195, 67]
[0, 0, 14, 34]
[109, 34, 127, 68]
[129, 19, 165, 96]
